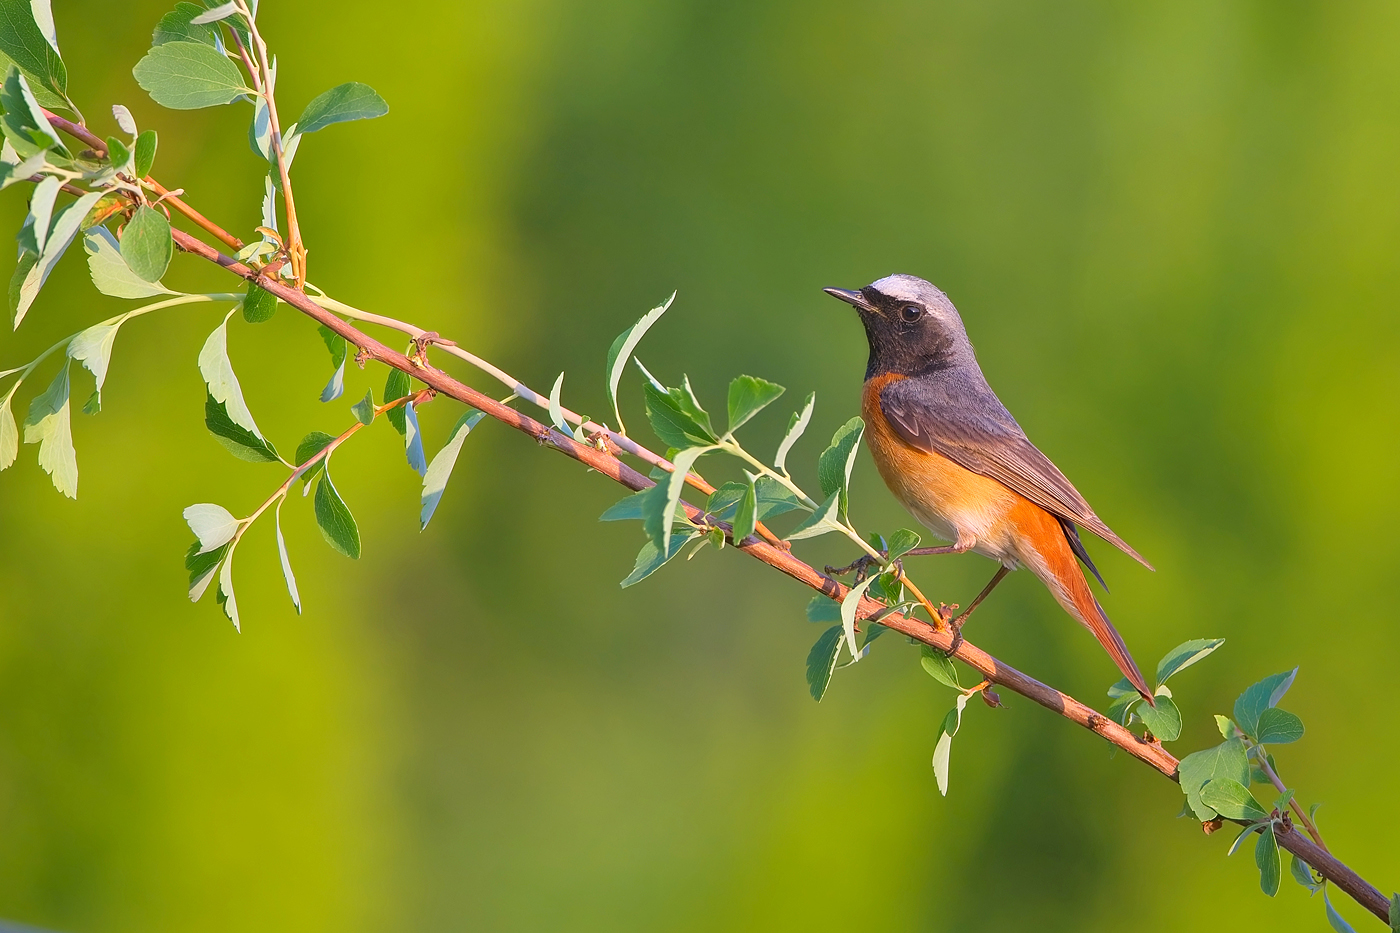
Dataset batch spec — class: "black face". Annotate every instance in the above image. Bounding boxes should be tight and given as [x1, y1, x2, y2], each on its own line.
[848, 286, 957, 380]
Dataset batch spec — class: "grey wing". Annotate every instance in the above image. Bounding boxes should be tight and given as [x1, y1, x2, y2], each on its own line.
[879, 376, 1153, 571]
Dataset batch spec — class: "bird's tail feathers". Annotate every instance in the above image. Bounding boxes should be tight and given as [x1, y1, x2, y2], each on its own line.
[1037, 534, 1153, 705]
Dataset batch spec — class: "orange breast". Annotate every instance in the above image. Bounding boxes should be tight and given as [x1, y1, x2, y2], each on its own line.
[861, 373, 1025, 562]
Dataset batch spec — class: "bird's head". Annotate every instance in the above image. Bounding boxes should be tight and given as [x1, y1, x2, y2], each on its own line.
[824, 274, 972, 380]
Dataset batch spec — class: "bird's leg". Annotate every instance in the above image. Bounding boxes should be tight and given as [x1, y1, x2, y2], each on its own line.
[825, 553, 883, 582]
[944, 566, 1010, 655]
[904, 535, 977, 558]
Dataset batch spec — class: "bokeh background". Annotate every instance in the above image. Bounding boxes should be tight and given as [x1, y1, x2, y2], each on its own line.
[0, 1, 1397, 930]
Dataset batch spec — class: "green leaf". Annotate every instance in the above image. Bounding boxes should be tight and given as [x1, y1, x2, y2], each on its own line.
[920, 644, 962, 689]
[726, 375, 784, 433]
[601, 487, 683, 523]
[1154, 637, 1225, 686]
[133, 129, 157, 177]
[605, 292, 674, 435]
[421, 409, 485, 530]
[1226, 821, 1265, 857]
[839, 576, 874, 662]
[1106, 676, 1138, 698]
[0, 3, 67, 103]
[0, 390, 17, 470]
[21, 362, 75, 497]
[643, 381, 717, 449]
[773, 391, 814, 474]
[351, 389, 374, 425]
[190, 1, 240, 25]
[806, 595, 842, 623]
[105, 135, 130, 171]
[1255, 707, 1305, 745]
[818, 416, 865, 518]
[215, 544, 239, 630]
[1215, 714, 1242, 740]
[296, 82, 389, 134]
[184, 540, 226, 601]
[84, 226, 174, 298]
[1289, 853, 1321, 892]
[0, 68, 63, 157]
[659, 446, 712, 554]
[12, 189, 102, 327]
[384, 367, 410, 434]
[152, 2, 218, 46]
[786, 490, 841, 540]
[1137, 692, 1182, 741]
[121, 205, 173, 283]
[620, 530, 696, 587]
[205, 393, 278, 462]
[1199, 778, 1269, 822]
[198, 314, 269, 442]
[274, 501, 300, 614]
[132, 41, 252, 110]
[703, 481, 745, 520]
[182, 501, 238, 552]
[1234, 668, 1298, 739]
[1390, 894, 1399, 933]
[295, 430, 335, 485]
[731, 475, 757, 542]
[1326, 890, 1359, 933]
[1177, 738, 1250, 820]
[547, 371, 573, 438]
[314, 462, 360, 559]
[403, 402, 427, 476]
[241, 280, 276, 323]
[805, 625, 843, 701]
[755, 475, 802, 519]
[67, 319, 122, 408]
[887, 528, 921, 561]
[22, 174, 58, 255]
[932, 693, 971, 796]
[1107, 693, 1139, 726]
[318, 324, 349, 403]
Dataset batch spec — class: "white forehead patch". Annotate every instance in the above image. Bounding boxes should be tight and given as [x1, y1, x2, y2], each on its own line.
[869, 273, 941, 305]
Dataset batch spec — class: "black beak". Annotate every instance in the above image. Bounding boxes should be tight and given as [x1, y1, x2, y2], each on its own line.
[823, 287, 874, 312]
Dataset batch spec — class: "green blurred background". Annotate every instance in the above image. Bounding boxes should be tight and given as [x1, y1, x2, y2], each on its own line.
[0, 1, 1397, 930]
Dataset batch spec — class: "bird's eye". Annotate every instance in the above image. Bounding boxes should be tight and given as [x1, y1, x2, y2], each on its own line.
[901, 305, 922, 323]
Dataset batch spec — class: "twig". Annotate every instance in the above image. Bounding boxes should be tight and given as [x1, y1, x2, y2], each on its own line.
[32, 110, 1390, 926]
[164, 226, 1396, 922]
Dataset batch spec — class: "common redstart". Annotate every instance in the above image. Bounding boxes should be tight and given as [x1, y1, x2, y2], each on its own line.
[825, 274, 1154, 702]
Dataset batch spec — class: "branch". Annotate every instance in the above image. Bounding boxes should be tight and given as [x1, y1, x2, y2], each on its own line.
[33, 109, 1389, 926]
[160, 227, 1394, 923]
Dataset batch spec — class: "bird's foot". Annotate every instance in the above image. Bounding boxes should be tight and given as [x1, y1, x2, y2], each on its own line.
[825, 552, 887, 583]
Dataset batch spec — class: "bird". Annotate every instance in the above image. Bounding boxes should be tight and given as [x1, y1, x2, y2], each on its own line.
[824, 274, 1155, 703]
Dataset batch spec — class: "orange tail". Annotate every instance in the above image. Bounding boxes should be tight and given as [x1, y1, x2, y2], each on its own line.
[1020, 508, 1153, 704]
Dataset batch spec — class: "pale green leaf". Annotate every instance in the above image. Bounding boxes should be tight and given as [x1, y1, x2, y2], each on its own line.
[216, 546, 239, 630]
[818, 416, 865, 518]
[296, 82, 388, 134]
[620, 530, 695, 587]
[1255, 707, 1305, 745]
[111, 103, 137, 136]
[726, 374, 784, 433]
[84, 226, 175, 298]
[67, 319, 121, 407]
[13, 190, 103, 328]
[731, 475, 757, 542]
[839, 576, 874, 663]
[785, 490, 840, 540]
[314, 462, 360, 559]
[1137, 692, 1182, 741]
[932, 693, 971, 796]
[403, 401, 426, 476]
[133, 41, 253, 109]
[20, 362, 74, 496]
[182, 501, 238, 553]
[351, 389, 374, 425]
[1154, 637, 1225, 686]
[153, 2, 218, 46]
[421, 409, 485, 529]
[0, 390, 16, 470]
[121, 205, 172, 283]
[1234, 668, 1298, 739]
[773, 391, 814, 474]
[920, 644, 962, 689]
[0, 10, 67, 106]
[1326, 890, 1359, 933]
[133, 129, 157, 177]
[198, 313, 267, 441]
[659, 445, 712, 554]
[1255, 826, 1281, 897]
[1199, 778, 1269, 822]
[805, 624, 843, 701]
[274, 501, 300, 614]
[1177, 738, 1250, 820]
[605, 291, 673, 434]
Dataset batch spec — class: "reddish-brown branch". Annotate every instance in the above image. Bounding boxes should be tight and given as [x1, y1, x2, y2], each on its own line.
[165, 227, 1393, 921]
[34, 98, 1386, 921]
[40, 109, 245, 251]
